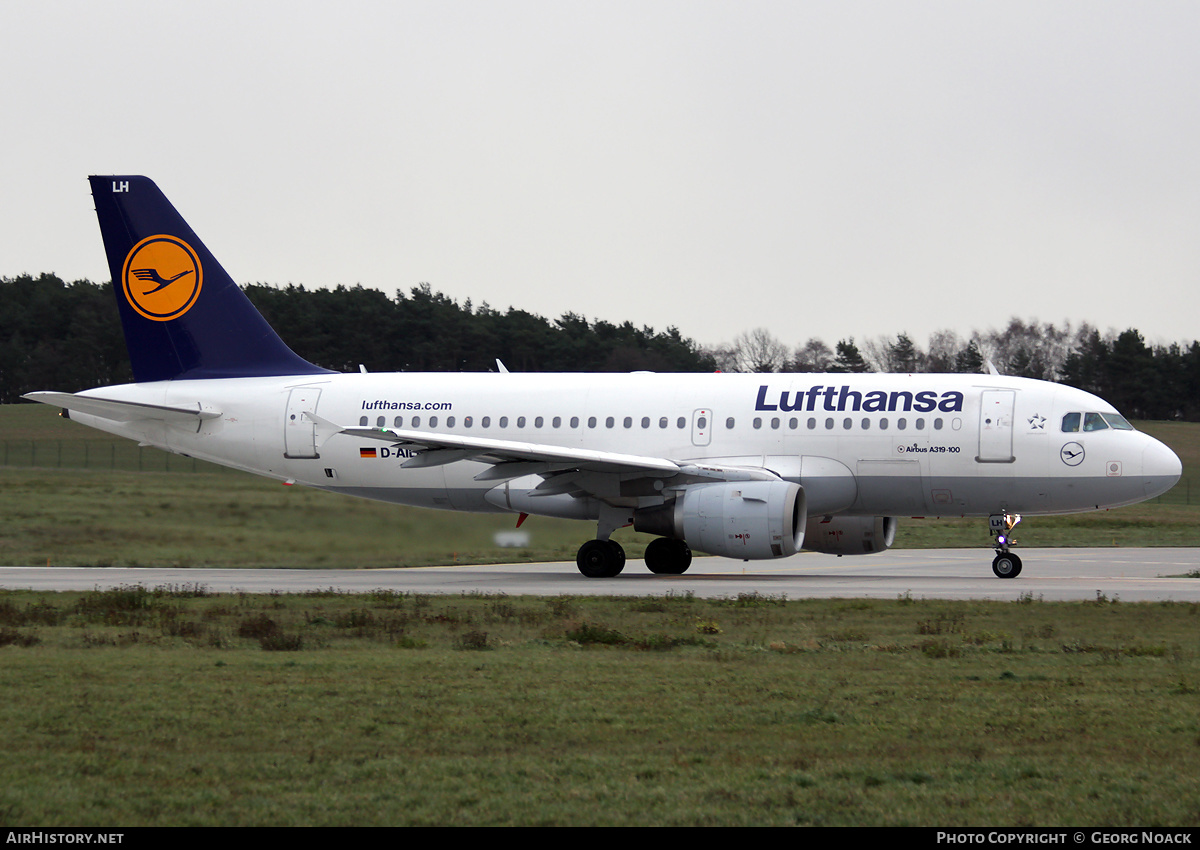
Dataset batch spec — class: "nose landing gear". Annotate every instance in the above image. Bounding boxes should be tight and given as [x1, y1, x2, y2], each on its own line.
[989, 513, 1022, 578]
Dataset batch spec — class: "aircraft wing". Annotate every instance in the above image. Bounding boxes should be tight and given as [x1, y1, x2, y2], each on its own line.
[23, 392, 222, 425]
[310, 414, 778, 485]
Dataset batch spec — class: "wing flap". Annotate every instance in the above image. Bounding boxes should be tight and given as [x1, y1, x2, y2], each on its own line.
[309, 414, 784, 488]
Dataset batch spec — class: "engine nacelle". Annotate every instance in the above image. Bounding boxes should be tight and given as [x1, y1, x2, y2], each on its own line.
[803, 516, 897, 555]
[634, 480, 806, 560]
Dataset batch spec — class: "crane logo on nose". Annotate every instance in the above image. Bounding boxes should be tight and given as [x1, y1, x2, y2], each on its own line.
[1060, 442, 1085, 466]
[122, 235, 203, 321]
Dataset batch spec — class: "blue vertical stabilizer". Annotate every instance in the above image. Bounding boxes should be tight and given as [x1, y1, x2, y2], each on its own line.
[90, 175, 331, 382]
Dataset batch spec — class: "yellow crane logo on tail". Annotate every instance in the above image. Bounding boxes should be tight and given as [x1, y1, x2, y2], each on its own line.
[121, 234, 203, 321]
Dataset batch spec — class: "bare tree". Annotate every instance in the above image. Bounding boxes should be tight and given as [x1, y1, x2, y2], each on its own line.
[701, 342, 741, 373]
[728, 327, 790, 373]
[792, 337, 834, 372]
[925, 329, 962, 373]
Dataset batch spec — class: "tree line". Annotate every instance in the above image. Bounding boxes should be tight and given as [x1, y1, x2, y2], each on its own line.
[709, 321, 1200, 420]
[0, 274, 715, 404]
[2, 274, 1197, 420]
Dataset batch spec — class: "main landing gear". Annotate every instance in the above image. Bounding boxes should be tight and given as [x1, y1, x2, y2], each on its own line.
[644, 537, 692, 575]
[989, 513, 1022, 579]
[576, 506, 632, 578]
[574, 537, 694, 577]
[576, 539, 626, 578]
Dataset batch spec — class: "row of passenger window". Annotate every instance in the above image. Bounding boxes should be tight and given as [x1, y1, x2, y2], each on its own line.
[358, 413, 960, 432]
[752, 416, 954, 432]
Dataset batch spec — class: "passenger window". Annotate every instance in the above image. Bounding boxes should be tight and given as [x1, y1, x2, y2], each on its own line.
[934, 418, 943, 430]
[880, 418, 888, 430]
[606, 417, 615, 428]
[465, 416, 473, 428]
[623, 416, 632, 428]
[429, 416, 438, 428]
[1083, 412, 1109, 432]
[517, 416, 526, 428]
[861, 418, 870, 430]
[481, 417, 490, 428]
[534, 416, 544, 428]
[359, 416, 368, 426]
[570, 416, 579, 428]
[677, 417, 686, 428]
[662, 417, 671, 429]
[588, 416, 597, 428]
[1061, 413, 1080, 433]
[446, 416, 456, 427]
[499, 416, 508, 428]
[552, 416, 561, 428]
[753, 418, 762, 429]
[789, 417, 797, 429]
[915, 418, 925, 430]
[376, 416, 385, 427]
[394, 416, 403, 428]
[771, 418, 780, 429]
[697, 416, 707, 430]
[412, 416, 421, 428]
[641, 417, 650, 428]
[807, 418, 816, 429]
[843, 418, 852, 430]
[825, 418, 834, 430]
[897, 418, 906, 430]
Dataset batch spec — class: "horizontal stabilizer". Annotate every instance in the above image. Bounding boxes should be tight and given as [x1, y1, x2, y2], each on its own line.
[23, 392, 221, 425]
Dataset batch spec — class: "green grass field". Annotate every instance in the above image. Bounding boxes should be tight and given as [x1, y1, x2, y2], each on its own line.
[1, 587, 1198, 826]
[1, 403, 1198, 567]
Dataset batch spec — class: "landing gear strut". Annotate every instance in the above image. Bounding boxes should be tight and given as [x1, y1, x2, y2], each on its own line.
[575, 505, 633, 578]
[989, 513, 1022, 578]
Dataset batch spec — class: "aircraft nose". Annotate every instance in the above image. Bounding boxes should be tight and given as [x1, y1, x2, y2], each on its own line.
[1142, 438, 1183, 499]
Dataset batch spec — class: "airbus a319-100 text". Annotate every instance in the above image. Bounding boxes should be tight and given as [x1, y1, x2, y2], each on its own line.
[25, 177, 1183, 578]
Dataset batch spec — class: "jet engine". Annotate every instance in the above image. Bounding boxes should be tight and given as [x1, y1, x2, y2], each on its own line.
[803, 516, 897, 555]
[634, 480, 806, 559]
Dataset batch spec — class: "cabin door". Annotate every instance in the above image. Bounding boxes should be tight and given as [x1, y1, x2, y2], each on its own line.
[977, 390, 1015, 463]
[284, 387, 322, 459]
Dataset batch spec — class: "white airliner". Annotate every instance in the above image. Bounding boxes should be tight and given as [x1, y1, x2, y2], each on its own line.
[25, 177, 1182, 579]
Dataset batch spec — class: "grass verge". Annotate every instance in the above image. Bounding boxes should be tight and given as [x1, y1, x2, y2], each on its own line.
[0, 588, 1198, 826]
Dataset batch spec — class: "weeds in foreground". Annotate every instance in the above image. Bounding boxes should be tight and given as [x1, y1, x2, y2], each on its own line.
[1, 588, 1199, 826]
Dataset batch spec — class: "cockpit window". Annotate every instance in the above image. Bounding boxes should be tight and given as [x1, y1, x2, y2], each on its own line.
[1083, 413, 1109, 432]
[1063, 411, 1135, 433]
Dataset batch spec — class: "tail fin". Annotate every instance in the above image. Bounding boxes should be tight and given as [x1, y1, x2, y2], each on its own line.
[90, 176, 331, 382]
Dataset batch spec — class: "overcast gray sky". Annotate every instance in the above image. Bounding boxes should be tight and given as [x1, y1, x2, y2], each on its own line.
[3, 1, 1198, 354]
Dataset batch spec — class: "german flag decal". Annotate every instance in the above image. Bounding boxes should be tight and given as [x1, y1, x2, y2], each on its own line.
[360, 447, 377, 459]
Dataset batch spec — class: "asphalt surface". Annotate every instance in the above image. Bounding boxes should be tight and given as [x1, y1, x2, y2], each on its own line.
[1, 548, 1198, 601]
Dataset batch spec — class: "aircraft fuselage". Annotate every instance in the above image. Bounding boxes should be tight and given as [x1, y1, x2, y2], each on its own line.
[65, 370, 1180, 521]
